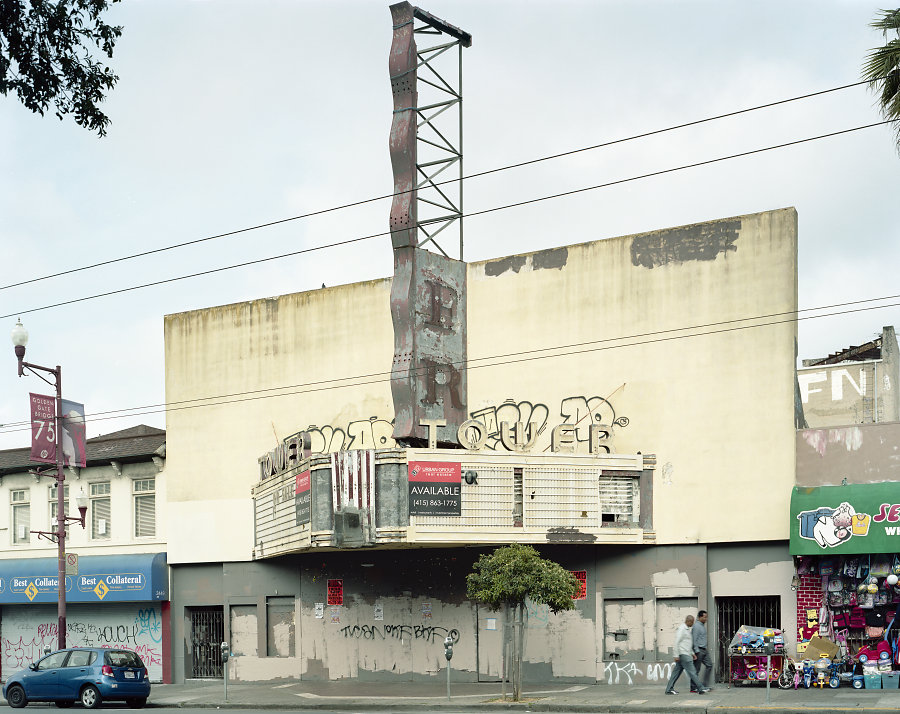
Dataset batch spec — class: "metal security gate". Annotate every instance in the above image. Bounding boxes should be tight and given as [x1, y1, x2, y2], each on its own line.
[715, 596, 780, 683]
[190, 607, 224, 678]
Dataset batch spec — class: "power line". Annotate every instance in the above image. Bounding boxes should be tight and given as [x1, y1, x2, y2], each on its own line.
[0, 78, 875, 293]
[2, 292, 898, 438]
[1, 119, 891, 322]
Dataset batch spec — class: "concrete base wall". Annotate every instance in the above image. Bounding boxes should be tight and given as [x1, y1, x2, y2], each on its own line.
[168, 542, 790, 684]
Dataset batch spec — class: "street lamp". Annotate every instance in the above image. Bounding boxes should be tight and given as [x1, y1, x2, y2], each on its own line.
[10, 318, 87, 650]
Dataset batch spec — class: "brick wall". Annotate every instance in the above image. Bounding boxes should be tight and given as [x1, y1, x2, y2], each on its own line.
[796, 574, 823, 649]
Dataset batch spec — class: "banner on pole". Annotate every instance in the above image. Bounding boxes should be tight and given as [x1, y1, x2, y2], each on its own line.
[60, 399, 87, 468]
[29, 393, 56, 464]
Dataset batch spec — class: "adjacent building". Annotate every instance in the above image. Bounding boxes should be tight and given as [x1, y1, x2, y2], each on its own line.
[797, 326, 899, 427]
[0, 426, 169, 682]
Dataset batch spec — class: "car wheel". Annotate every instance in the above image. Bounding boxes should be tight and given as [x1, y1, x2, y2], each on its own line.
[55, 700, 75, 708]
[126, 698, 147, 709]
[80, 684, 102, 709]
[6, 684, 27, 709]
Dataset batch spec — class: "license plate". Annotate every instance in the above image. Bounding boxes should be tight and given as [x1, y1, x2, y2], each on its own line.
[124, 672, 135, 679]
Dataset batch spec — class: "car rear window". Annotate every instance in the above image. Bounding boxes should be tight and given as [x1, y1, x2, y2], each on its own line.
[104, 650, 144, 667]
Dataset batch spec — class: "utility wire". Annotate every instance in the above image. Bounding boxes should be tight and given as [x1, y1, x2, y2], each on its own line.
[2, 292, 898, 438]
[1, 119, 892, 323]
[0, 78, 876, 293]
[5, 290, 898, 428]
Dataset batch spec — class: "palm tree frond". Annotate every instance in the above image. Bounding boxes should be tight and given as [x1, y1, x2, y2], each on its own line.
[870, 8, 900, 34]
[863, 9, 900, 154]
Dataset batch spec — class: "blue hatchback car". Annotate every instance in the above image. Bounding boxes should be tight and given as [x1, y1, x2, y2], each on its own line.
[2, 647, 150, 709]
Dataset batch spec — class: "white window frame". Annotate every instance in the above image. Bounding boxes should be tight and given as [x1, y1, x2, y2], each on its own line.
[11, 489, 30, 545]
[90, 481, 111, 540]
[133, 478, 156, 538]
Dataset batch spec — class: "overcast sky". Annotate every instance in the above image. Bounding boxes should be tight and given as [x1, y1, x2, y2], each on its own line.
[1, 0, 898, 450]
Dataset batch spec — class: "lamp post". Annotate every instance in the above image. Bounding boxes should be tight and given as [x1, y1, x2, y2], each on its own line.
[11, 319, 88, 650]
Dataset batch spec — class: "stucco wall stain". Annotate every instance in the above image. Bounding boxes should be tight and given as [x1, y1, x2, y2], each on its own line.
[484, 254, 527, 276]
[650, 568, 692, 587]
[532, 247, 568, 271]
[630, 219, 741, 268]
[303, 657, 329, 679]
[803, 427, 864, 457]
[546, 527, 596, 543]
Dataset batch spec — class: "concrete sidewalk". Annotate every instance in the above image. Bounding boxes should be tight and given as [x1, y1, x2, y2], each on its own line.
[146, 678, 900, 713]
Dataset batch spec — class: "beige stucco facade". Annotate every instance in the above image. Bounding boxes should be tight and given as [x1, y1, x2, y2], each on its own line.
[164, 207, 798, 564]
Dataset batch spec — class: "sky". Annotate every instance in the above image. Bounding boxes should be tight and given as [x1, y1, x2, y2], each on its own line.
[1, 0, 899, 450]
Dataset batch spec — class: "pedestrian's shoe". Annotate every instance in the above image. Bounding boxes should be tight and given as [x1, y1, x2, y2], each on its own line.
[696, 689, 706, 695]
[665, 690, 678, 695]
[701, 687, 712, 693]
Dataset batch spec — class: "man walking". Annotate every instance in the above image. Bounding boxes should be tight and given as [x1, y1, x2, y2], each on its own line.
[664, 614, 709, 695]
[690, 610, 713, 692]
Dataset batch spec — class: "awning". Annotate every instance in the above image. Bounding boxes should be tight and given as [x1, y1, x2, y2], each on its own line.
[0, 553, 167, 604]
[790, 484, 900, 555]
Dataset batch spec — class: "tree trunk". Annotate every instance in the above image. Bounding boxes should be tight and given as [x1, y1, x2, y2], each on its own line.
[501, 603, 509, 701]
[514, 602, 525, 701]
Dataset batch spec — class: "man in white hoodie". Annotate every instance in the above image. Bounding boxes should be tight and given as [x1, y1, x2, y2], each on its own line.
[664, 614, 709, 695]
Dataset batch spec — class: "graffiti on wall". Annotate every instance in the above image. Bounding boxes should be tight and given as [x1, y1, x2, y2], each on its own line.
[306, 418, 395, 453]
[303, 394, 628, 454]
[0, 606, 164, 680]
[339, 623, 460, 645]
[602, 660, 674, 685]
[526, 600, 550, 628]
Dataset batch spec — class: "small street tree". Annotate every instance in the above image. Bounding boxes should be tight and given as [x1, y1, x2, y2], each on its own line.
[0, 0, 123, 136]
[466, 544, 581, 701]
[862, 8, 900, 154]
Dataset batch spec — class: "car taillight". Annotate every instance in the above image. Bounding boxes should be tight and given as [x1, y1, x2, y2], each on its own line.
[142, 668, 148, 679]
[101, 665, 114, 677]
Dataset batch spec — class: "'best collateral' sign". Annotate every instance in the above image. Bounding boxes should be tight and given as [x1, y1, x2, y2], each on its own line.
[409, 462, 461, 516]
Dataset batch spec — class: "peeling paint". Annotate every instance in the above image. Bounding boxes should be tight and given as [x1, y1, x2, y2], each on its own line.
[546, 526, 597, 543]
[532, 247, 568, 271]
[484, 254, 527, 277]
[649, 569, 692, 588]
[630, 220, 740, 269]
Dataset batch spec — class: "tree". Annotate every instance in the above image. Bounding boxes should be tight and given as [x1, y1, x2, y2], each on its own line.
[466, 544, 581, 701]
[862, 8, 900, 153]
[0, 0, 122, 136]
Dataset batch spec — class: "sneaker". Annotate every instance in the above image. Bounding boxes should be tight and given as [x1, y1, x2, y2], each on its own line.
[701, 687, 712, 693]
[665, 690, 678, 695]
[696, 689, 706, 695]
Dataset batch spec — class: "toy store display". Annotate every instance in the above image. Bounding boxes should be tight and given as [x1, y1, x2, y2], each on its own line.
[728, 625, 786, 685]
[790, 552, 900, 690]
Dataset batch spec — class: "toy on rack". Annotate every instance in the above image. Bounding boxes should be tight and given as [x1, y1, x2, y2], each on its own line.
[856, 640, 892, 664]
[728, 625, 786, 655]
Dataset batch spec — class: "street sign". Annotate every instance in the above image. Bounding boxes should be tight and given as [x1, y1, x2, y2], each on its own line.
[65, 553, 78, 576]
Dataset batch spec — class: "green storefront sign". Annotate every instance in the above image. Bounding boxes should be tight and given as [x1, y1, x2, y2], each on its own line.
[790, 484, 900, 554]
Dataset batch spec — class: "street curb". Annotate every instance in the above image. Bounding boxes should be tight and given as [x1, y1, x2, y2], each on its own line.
[150, 701, 900, 714]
